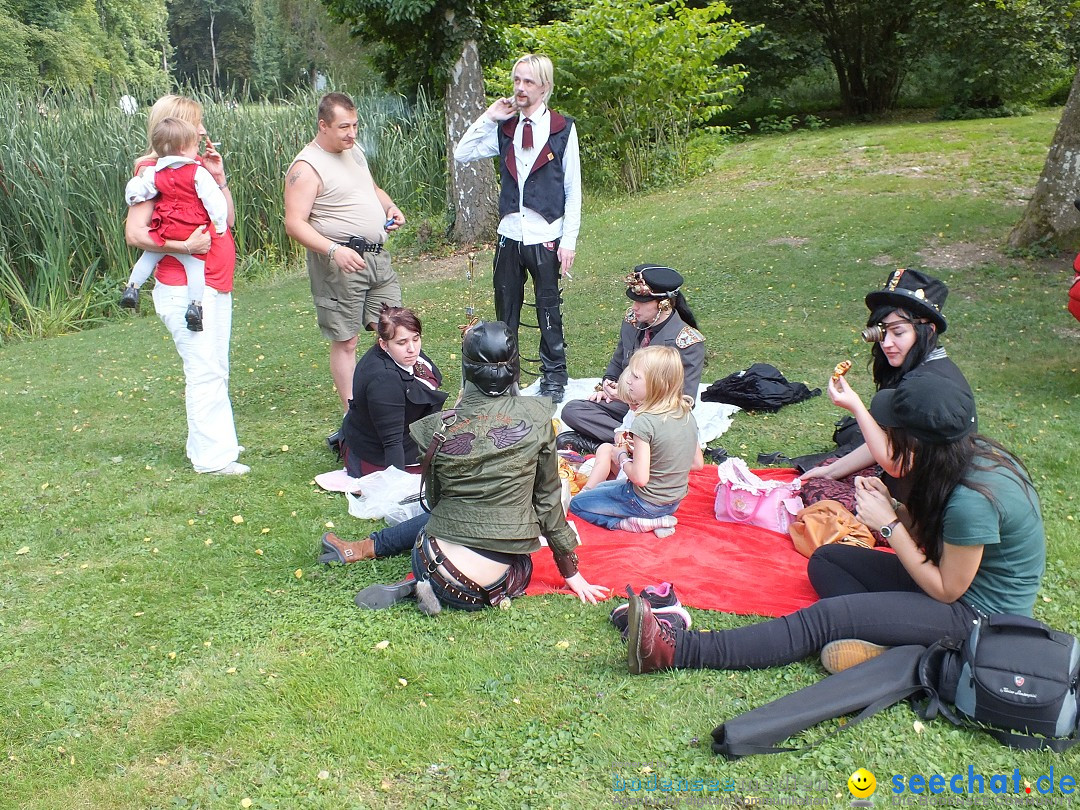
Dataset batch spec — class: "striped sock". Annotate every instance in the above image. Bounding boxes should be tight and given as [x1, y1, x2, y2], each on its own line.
[617, 515, 677, 533]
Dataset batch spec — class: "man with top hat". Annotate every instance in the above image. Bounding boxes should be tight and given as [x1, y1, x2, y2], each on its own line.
[453, 54, 581, 404]
[558, 264, 705, 452]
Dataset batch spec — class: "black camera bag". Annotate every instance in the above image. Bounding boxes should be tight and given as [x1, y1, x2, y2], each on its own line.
[918, 614, 1080, 752]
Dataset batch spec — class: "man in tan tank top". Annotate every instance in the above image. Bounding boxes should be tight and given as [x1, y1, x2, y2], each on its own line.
[284, 92, 406, 451]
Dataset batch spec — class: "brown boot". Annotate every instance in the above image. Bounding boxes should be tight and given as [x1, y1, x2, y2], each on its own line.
[626, 587, 676, 674]
[318, 532, 375, 564]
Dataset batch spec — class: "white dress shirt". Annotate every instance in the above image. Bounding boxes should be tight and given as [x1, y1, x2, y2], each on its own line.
[454, 103, 581, 251]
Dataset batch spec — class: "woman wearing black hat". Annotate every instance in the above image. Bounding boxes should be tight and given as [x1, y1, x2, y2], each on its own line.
[623, 371, 1045, 675]
[355, 321, 609, 612]
[559, 264, 705, 452]
[800, 269, 972, 503]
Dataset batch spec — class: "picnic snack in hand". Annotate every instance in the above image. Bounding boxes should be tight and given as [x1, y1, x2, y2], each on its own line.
[831, 360, 852, 382]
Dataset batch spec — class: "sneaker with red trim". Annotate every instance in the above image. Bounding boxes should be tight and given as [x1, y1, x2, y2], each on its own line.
[641, 581, 680, 609]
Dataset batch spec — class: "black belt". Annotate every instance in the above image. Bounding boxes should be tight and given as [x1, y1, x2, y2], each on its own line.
[344, 236, 383, 254]
[415, 532, 530, 608]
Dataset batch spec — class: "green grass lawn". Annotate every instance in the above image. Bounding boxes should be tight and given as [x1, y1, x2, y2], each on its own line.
[1, 110, 1078, 809]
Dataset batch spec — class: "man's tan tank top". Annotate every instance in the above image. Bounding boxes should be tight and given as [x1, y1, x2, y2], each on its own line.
[291, 143, 386, 244]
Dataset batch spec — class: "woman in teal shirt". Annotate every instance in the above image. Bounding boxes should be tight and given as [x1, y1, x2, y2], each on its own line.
[624, 370, 1046, 675]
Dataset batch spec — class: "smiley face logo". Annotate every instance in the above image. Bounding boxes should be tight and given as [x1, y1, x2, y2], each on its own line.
[848, 768, 877, 799]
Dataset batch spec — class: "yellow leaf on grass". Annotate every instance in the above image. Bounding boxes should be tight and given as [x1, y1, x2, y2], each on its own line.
[317, 770, 330, 780]
[374, 640, 390, 650]
[232, 515, 244, 524]
[241, 799, 253, 809]
[16, 546, 30, 555]
[294, 568, 303, 579]
[554, 640, 570, 649]
[255, 549, 264, 556]
[281, 445, 289, 452]
[261, 527, 270, 534]
[397, 678, 408, 687]
[325, 521, 334, 528]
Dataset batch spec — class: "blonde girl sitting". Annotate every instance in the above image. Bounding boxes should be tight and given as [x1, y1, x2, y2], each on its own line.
[569, 346, 704, 537]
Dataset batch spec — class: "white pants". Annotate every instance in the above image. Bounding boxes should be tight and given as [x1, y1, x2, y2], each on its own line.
[153, 282, 240, 472]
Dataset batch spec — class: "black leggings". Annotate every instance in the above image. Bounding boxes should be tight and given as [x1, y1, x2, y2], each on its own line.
[673, 544, 978, 670]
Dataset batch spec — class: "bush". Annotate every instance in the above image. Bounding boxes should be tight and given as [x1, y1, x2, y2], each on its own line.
[510, 0, 754, 193]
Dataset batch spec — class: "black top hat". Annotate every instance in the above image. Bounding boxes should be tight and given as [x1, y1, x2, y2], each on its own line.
[869, 371, 976, 444]
[625, 264, 684, 302]
[864, 268, 949, 333]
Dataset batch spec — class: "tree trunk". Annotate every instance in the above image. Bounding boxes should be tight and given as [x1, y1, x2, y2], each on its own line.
[445, 38, 497, 245]
[209, 10, 219, 89]
[1008, 64, 1080, 249]
[809, 0, 912, 116]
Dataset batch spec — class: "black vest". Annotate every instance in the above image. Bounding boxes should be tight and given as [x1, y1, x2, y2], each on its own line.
[496, 111, 574, 224]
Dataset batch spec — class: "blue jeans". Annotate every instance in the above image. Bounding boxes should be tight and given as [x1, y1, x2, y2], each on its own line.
[568, 480, 679, 530]
[372, 513, 429, 558]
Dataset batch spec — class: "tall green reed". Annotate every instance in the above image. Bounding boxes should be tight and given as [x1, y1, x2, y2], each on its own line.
[0, 85, 447, 342]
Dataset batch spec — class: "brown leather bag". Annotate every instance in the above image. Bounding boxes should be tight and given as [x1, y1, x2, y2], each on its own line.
[788, 500, 875, 559]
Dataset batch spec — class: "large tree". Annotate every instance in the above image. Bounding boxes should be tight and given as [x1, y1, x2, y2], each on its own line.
[730, 0, 917, 115]
[167, 0, 254, 89]
[316, 0, 560, 243]
[1008, 64, 1080, 249]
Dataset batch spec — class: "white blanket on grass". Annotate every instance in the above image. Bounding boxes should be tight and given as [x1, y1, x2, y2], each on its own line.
[521, 377, 740, 446]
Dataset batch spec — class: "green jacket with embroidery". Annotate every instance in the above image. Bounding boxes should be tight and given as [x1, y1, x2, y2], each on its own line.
[409, 390, 578, 558]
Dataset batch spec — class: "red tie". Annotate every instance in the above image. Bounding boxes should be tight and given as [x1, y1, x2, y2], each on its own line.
[521, 117, 533, 150]
[413, 361, 439, 389]
[640, 328, 652, 348]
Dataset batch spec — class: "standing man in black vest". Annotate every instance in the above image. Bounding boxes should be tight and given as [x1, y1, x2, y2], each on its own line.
[454, 54, 582, 404]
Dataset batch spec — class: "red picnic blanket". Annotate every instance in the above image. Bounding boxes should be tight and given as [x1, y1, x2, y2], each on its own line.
[526, 465, 818, 617]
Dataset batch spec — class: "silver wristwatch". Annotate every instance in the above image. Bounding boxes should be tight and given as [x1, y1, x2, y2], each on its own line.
[879, 519, 901, 539]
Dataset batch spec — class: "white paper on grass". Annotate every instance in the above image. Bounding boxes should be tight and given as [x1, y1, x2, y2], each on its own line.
[346, 465, 423, 523]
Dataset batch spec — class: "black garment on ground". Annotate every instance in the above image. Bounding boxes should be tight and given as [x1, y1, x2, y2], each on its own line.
[700, 363, 820, 413]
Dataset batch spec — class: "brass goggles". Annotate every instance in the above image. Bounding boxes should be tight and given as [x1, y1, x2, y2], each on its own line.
[624, 270, 677, 299]
[861, 316, 926, 343]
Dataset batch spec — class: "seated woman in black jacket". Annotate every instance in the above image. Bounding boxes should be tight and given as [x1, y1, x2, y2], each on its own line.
[340, 305, 447, 477]
[319, 306, 445, 567]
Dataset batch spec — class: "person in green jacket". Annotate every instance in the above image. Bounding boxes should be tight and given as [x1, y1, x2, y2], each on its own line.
[356, 321, 608, 613]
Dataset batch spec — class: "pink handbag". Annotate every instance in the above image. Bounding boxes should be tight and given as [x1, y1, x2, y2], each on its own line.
[714, 457, 804, 534]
